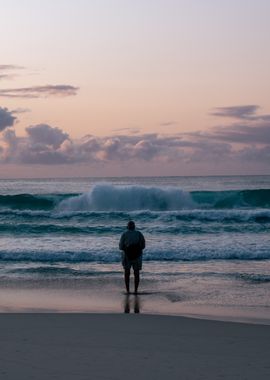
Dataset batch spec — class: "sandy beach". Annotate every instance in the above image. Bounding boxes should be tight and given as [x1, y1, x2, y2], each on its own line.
[0, 313, 269, 380]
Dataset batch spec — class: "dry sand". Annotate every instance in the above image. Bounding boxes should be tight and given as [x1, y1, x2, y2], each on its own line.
[0, 313, 270, 380]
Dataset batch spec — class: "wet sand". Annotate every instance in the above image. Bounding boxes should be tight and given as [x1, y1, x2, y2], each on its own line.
[1, 282, 270, 324]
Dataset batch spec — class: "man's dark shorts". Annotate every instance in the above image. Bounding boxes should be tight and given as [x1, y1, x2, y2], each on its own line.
[122, 253, 142, 271]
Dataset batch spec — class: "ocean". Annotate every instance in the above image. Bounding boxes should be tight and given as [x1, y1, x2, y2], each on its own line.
[0, 176, 269, 321]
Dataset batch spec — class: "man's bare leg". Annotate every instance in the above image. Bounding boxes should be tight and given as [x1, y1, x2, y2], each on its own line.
[124, 269, 130, 293]
[134, 269, 140, 294]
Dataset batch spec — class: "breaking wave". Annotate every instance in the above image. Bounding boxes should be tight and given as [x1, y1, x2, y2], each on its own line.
[1, 184, 270, 212]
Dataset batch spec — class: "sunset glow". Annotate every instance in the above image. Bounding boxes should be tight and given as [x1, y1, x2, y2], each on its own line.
[1, 0, 270, 177]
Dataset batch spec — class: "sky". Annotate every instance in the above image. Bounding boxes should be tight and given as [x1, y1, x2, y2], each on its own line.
[0, 0, 270, 177]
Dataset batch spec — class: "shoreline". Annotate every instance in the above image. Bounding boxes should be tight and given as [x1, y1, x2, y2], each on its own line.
[1, 313, 270, 380]
[1, 283, 270, 325]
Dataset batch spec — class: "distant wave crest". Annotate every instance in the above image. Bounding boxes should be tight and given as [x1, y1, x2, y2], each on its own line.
[0, 246, 269, 263]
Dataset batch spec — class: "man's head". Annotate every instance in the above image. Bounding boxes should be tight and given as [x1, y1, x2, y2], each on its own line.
[127, 220, 135, 230]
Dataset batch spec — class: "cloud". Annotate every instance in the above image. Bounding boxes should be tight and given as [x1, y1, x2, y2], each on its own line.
[12, 108, 31, 114]
[0, 65, 24, 80]
[0, 65, 23, 70]
[0, 65, 79, 100]
[211, 105, 270, 122]
[190, 106, 270, 146]
[1, 128, 18, 162]
[112, 127, 141, 134]
[0, 107, 17, 132]
[26, 124, 69, 149]
[0, 85, 79, 98]
[159, 121, 177, 127]
[211, 105, 260, 119]
[0, 127, 268, 166]
[209, 122, 270, 144]
[1, 104, 270, 169]
[188, 105, 270, 146]
[0, 124, 236, 165]
[0, 74, 11, 80]
[236, 145, 270, 163]
[0, 124, 71, 164]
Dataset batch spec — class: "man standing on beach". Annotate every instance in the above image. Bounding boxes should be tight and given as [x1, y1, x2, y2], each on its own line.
[119, 221, 145, 294]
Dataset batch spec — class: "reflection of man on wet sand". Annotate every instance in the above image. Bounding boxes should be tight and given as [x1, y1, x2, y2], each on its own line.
[119, 221, 145, 294]
[124, 294, 140, 313]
